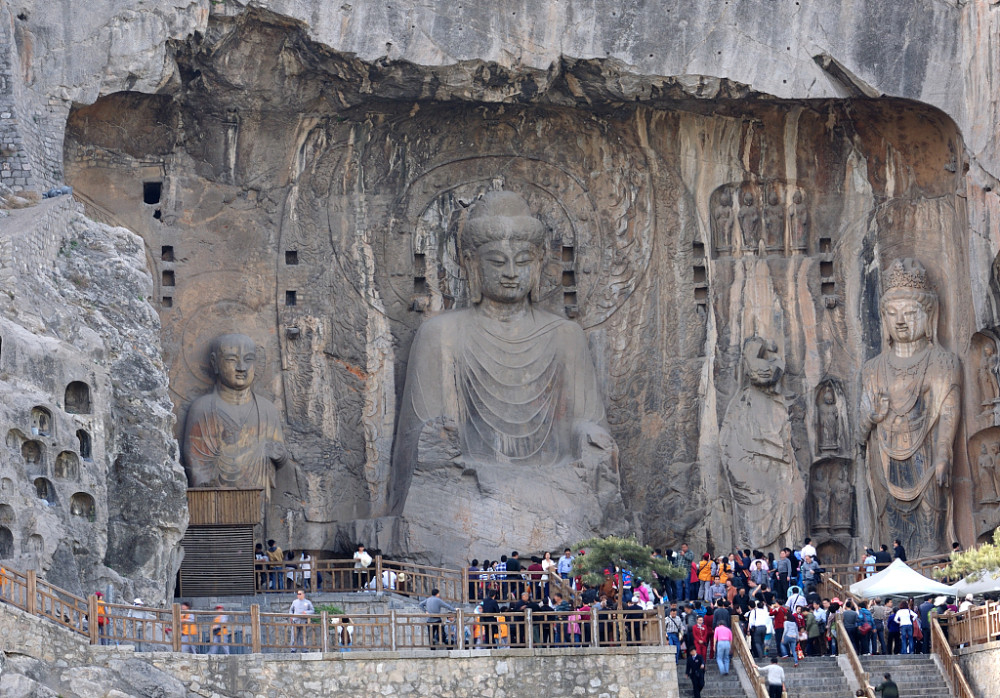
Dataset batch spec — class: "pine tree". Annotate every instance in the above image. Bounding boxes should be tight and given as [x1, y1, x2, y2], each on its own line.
[935, 528, 1000, 582]
[572, 534, 685, 589]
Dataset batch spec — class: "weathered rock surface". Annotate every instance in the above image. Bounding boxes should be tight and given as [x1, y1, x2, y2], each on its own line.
[0, 197, 187, 602]
[4, 0, 1000, 573]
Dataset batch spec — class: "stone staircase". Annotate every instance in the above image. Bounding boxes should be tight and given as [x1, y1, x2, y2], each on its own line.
[861, 654, 953, 697]
[677, 659, 747, 698]
[755, 657, 851, 698]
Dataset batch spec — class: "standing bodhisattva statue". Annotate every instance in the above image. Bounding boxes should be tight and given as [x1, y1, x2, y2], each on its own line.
[859, 259, 960, 558]
[183, 333, 288, 494]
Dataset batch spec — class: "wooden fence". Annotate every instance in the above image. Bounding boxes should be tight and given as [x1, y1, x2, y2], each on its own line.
[0, 565, 672, 654]
[941, 601, 1000, 649]
[930, 615, 976, 698]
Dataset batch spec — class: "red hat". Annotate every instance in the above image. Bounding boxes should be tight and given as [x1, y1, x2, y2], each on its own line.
[703, 553, 711, 560]
[94, 591, 103, 597]
[215, 605, 224, 609]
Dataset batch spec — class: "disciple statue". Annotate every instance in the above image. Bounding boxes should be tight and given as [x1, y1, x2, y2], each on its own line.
[712, 188, 734, 254]
[859, 258, 960, 558]
[789, 190, 809, 253]
[721, 335, 805, 550]
[390, 190, 625, 561]
[977, 342, 1000, 413]
[762, 190, 785, 251]
[818, 386, 841, 452]
[977, 443, 999, 502]
[830, 467, 854, 533]
[738, 191, 761, 251]
[183, 333, 288, 494]
[810, 466, 831, 532]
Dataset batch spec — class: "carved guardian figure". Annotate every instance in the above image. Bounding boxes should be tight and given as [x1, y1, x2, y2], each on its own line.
[859, 259, 960, 558]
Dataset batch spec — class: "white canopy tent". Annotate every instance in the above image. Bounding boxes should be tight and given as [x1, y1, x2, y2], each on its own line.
[849, 558, 957, 599]
[950, 569, 1000, 596]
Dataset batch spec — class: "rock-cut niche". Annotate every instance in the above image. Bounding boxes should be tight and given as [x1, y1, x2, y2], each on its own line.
[55, 451, 79, 480]
[64, 381, 92, 414]
[30, 406, 52, 437]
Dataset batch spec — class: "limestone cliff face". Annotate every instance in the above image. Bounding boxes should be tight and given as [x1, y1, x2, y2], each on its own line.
[3, 0, 1000, 571]
[0, 198, 187, 603]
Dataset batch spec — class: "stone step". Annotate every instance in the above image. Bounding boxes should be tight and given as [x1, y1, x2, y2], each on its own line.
[677, 663, 748, 698]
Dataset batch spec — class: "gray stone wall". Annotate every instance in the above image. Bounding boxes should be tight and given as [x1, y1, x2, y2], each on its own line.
[956, 641, 1000, 698]
[0, 197, 187, 603]
[0, 601, 678, 698]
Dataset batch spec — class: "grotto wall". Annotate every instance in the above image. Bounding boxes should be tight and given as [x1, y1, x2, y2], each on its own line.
[5, 0, 1000, 574]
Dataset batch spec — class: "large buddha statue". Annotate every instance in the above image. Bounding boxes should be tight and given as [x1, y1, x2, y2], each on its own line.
[859, 259, 960, 558]
[391, 190, 625, 564]
[183, 333, 288, 495]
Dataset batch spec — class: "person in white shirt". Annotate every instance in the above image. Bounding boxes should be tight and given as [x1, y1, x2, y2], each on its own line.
[299, 551, 312, 590]
[799, 537, 817, 561]
[760, 656, 786, 698]
[893, 601, 918, 654]
[958, 593, 975, 613]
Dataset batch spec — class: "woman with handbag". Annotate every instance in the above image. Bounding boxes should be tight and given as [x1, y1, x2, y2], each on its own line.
[894, 602, 919, 654]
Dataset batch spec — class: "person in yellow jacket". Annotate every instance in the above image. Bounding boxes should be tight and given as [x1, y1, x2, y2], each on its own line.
[180, 602, 198, 654]
[95, 591, 110, 645]
[209, 604, 230, 655]
[697, 554, 713, 603]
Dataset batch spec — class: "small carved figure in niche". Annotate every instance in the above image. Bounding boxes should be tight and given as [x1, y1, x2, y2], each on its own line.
[789, 190, 809, 253]
[183, 333, 288, 495]
[721, 335, 805, 551]
[811, 467, 831, 532]
[818, 386, 840, 453]
[763, 190, 785, 251]
[391, 190, 621, 512]
[976, 443, 999, 502]
[738, 191, 761, 252]
[830, 467, 853, 533]
[712, 189, 734, 254]
[30, 407, 51, 437]
[977, 343, 1000, 414]
[859, 258, 961, 558]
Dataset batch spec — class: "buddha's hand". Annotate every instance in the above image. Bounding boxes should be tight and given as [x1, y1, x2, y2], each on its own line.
[934, 460, 949, 488]
[267, 440, 289, 466]
[869, 393, 890, 424]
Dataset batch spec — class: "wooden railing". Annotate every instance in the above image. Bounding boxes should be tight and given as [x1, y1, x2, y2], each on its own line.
[818, 554, 951, 593]
[943, 601, 1000, 648]
[0, 565, 670, 654]
[254, 557, 466, 604]
[730, 620, 768, 698]
[836, 613, 875, 698]
[930, 615, 976, 698]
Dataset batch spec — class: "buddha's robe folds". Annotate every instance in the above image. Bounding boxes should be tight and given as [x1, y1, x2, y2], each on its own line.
[860, 344, 960, 558]
[183, 388, 286, 492]
[390, 307, 609, 512]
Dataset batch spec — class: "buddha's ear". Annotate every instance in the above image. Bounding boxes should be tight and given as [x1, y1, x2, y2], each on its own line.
[463, 251, 482, 304]
[528, 247, 544, 303]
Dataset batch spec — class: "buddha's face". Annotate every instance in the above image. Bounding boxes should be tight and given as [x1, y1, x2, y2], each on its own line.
[883, 298, 928, 345]
[474, 239, 539, 304]
[213, 336, 256, 390]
